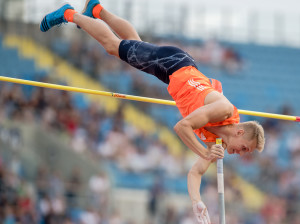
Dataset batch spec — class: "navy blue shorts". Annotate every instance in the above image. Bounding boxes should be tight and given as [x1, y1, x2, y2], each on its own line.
[118, 40, 197, 84]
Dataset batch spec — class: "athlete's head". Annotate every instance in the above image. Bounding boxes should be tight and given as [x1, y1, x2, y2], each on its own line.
[226, 121, 265, 156]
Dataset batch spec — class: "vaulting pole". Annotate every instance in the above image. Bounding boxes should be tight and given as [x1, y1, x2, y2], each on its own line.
[216, 138, 226, 224]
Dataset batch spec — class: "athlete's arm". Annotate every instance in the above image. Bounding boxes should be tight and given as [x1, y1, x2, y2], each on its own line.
[188, 156, 212, 223]
[174, 94, 233, 159]
[188, 156, 211, 204]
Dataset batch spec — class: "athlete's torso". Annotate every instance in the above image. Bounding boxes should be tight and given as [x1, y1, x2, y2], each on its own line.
[168, 66, 240, 143]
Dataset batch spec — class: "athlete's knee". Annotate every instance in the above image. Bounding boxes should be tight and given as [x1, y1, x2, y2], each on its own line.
[104, 39, 121, 57]
[105, 44, 117, 56]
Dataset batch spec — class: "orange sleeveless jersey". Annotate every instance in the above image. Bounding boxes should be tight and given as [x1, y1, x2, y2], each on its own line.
[167, 66, 240, 143]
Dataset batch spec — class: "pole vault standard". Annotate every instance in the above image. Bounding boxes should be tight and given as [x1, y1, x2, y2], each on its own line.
[0, 76, 299, 122]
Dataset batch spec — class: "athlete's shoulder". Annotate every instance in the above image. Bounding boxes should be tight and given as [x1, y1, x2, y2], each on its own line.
[209, 79, 223, 94]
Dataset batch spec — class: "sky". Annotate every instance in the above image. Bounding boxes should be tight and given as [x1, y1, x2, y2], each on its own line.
[20, 0, 300, 19]
[14, 0, 300, 46]
[170, 0, 300, 13]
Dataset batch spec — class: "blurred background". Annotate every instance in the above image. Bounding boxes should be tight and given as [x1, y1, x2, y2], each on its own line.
[0, 0, 300, 223]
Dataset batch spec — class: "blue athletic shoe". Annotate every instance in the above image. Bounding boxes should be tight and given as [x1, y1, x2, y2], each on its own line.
[40, 4, 74, 32]
[82, 0, 100, 18]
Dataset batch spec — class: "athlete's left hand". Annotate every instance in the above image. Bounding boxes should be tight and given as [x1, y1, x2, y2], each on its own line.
[193, 201, 211, 224]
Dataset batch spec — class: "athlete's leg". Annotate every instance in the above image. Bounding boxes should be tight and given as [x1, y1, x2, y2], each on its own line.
[99, 9, 141, 41]
[40, 4, 121, 57]
[82, 0, 141, 41]
[40, 4, 197, 84]
[73, 14, 121, 57]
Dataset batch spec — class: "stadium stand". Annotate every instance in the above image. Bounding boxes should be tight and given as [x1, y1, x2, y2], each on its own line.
[1, 29, 300, 223]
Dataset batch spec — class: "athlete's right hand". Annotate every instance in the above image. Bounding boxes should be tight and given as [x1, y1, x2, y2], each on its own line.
[207, 144, 224, 160]
[193, 201, 211, 224]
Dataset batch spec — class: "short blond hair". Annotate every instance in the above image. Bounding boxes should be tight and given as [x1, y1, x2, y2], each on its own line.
[240, 121, 265, 152]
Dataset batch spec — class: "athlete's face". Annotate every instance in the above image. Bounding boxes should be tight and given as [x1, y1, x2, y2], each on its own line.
[226, 130, 257, 156]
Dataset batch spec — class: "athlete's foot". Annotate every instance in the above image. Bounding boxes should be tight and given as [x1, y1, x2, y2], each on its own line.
[40, 4, 75, 32]
[82, 0, 103, 19]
